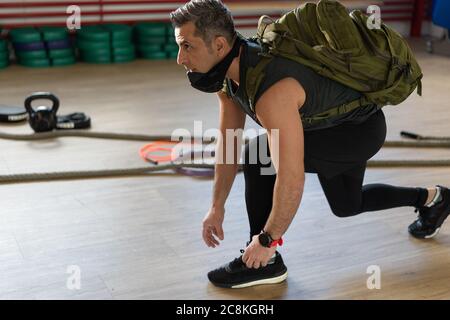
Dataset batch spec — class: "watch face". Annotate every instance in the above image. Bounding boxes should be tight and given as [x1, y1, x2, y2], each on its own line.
[258, 233, 270, 247]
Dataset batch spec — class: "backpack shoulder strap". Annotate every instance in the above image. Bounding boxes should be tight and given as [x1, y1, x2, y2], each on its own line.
[245, 55, 273, 112]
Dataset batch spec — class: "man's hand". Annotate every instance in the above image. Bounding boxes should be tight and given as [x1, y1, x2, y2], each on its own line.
[242, 235, 277, 269]
[202, 207, 225, 248]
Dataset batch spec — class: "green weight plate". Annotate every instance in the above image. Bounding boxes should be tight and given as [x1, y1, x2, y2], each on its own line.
[10, 27, 42, 43]
[137, 43, 163, 53]
[79, 48, 111, 57]
[77, 26, 110, 42]
[112, 45, 135, 56]
[0, 60, 9, 69]
[166, 34, 177, 44]
[140, 51, 167, 60]
[52, 56, 76, 66]
[48, 48, 74, 59]
[39, 26, 68, 41]
[137, 36, 166, 45]
[103, 24, 132, 41]
[163, 43, 178, 52]
[76, 39, 110, 51]
[166, 24, 175, 37]
[167, 51, 178, 59]
[0, 39, 7, 52]
[81, 53, 111, 63]
[19, 58, 51, 67]
[16, 50, 48, 59]
[113, 54, 136, 63]
[135, 22, 166, 37]
[0, 51, 9, 60]
[112, 39, 133, 48]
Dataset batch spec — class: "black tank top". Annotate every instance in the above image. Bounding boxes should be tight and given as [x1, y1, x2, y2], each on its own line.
[224, 39, 380, 131]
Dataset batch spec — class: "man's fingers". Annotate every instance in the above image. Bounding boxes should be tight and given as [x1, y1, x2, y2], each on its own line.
[212, 226, 224, 241]
[210, 227, 220, 245]
[217, 226, 224, 240]
[202, 228, 214, 247]
[203, 226, 220, 247]
[242, 250, 248, 263]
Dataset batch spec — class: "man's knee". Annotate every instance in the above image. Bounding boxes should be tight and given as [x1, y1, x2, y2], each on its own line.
[330, 204, 361, 218]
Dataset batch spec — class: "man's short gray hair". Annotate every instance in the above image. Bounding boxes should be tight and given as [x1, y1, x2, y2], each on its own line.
[169, 0, 236, 46]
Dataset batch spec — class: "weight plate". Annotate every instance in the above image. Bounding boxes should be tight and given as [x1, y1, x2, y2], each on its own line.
[103, 24, 132, 41]
[137, 43, 163, 53]
[112, 45, 135, 56]
[57, 112, 91, 130]
[52, 56, 76, 66]
[0, 60, 10, 69]
[167, 51, 178, 59]
[16, 50, 48, 59]
[79, 48, 111, 57]
[81, 54, 111, 63]
[113, 54, 136, 63]
[47, 39, 72, 50]
[48, 48, 74, 59]
[39, 26, 68, 41]
[137, 36, 166, 45]
[134, 22, 167, 37]
[18, 58, 51, 67]
[13, 41, 45, 51]
[112, 39, 133, 48]
[167, 25, 175, 37]
[0, 39, 7, 52]
[163, 43, 178, 52]
[0, 105, 27, 122]
[140, 51, 167, 60]
[76, 39, 110, 51]
[77, 26, 110, 41]
[10, 27, 42, 43]
[0, 51, 9, 60]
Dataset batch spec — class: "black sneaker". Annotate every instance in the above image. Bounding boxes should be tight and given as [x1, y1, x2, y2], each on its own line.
[207, 250, 288, 289]
[408, 185, 450, 239]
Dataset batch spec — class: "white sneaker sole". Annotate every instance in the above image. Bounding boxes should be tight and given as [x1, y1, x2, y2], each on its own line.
[425, 227, 441, 239]
[231, 271, 288, 289]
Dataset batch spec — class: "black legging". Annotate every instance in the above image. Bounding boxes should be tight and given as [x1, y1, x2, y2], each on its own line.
[243, 110, 428, 238]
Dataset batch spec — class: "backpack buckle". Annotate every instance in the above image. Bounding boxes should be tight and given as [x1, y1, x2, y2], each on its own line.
[390, 56, 399, 68]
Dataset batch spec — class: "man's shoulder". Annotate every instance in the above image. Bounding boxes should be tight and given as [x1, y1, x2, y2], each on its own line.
[255, 77, 306, 110]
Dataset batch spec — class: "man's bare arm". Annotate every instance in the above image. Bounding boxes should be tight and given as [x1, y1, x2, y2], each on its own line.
[255, 78, 306, 240]
[211, 91, 246, 209]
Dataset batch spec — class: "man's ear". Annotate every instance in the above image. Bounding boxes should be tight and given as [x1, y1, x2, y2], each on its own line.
[213, 36, 229, 58]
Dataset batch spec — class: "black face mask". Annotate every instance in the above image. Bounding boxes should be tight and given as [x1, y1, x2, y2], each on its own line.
[187, 36, 243, 93]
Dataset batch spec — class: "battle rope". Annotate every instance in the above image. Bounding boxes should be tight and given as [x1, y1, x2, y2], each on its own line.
[0, 130, 449, 184]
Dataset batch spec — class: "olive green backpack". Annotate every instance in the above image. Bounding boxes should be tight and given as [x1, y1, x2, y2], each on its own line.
[245, 0, 423, 127]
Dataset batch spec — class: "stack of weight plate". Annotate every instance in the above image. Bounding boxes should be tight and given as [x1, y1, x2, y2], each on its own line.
[106, 24, 135, 63]
[76, 24, 135, 64]
[0, 38, 9, 69]
[42, 26, 76, 66]
[164, 24, 178, 60]
[10, 26, 75, 68]
[134, 22, 168, 60]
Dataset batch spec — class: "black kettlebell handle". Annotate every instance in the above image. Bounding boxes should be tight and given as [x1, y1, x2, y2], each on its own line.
[24, 92, 60, 115]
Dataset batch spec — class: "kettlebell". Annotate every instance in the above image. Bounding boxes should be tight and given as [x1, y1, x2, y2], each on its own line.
[25, 92, 60, 133]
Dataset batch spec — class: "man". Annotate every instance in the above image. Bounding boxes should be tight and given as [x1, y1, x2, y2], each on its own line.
[169, 0, 450, 289]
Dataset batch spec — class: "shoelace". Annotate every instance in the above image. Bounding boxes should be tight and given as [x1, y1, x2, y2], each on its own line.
[414, 206, 437, 226]
[229, 249, 246, 268]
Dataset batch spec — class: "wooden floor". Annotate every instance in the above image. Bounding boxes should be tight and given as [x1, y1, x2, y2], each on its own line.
[0, 38, 449, 300]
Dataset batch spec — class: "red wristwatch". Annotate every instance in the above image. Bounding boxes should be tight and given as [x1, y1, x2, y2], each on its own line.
[258, 231, 283, 248]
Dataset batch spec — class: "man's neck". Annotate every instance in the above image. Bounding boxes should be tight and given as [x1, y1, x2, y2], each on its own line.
[225, 45, 243, 85]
